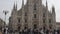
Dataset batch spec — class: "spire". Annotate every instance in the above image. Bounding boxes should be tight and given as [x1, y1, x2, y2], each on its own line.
[46, 0, 48, 10]
[13, 1, 17, 10]
[21, 0, 25, 30]
[22, 0, 24, 8]
[13, 2, 15, 10]
[15, 1, 17, 10]
[46, 0, 49, 29]
[52, 5, 55, 14]
[46, 0, 47, 6]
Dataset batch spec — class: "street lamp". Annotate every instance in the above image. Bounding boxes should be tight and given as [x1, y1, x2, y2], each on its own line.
[3, 10, 8, 34]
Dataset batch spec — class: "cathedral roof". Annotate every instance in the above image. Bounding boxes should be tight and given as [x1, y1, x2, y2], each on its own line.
[17, 3, 28, 16]
[17, 2, 52, 17]
[42, 5, 52, 17]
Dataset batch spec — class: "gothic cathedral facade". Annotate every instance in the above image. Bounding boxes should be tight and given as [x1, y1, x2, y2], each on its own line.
[9, 0, 56, 33]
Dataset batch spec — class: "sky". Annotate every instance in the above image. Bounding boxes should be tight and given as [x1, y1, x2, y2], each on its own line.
[0, 0, 60, 24]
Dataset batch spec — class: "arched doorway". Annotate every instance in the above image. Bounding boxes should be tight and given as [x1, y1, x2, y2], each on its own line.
[18, 26, 21, 34]
[33, 24, 37, 29]
[33, 24, 38, 34]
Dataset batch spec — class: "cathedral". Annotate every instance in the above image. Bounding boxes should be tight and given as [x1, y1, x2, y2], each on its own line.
[8, 0, 56, 34]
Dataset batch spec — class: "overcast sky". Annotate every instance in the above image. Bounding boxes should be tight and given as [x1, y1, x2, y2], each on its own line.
[0, 0, 60, 24]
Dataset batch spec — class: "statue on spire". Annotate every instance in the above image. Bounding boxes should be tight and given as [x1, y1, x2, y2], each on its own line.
[46, 0, 48, 10]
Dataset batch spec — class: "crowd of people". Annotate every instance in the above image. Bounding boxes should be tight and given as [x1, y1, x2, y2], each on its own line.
[8, 28, 60, 34]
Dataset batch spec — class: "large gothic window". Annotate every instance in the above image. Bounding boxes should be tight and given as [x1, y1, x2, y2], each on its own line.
[34, 3, 36, 10]
[49, 19, 51, 23]
[18, 19, 20, 23]
[43, 19, 45, 23]
[34, 14, 36, 18]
